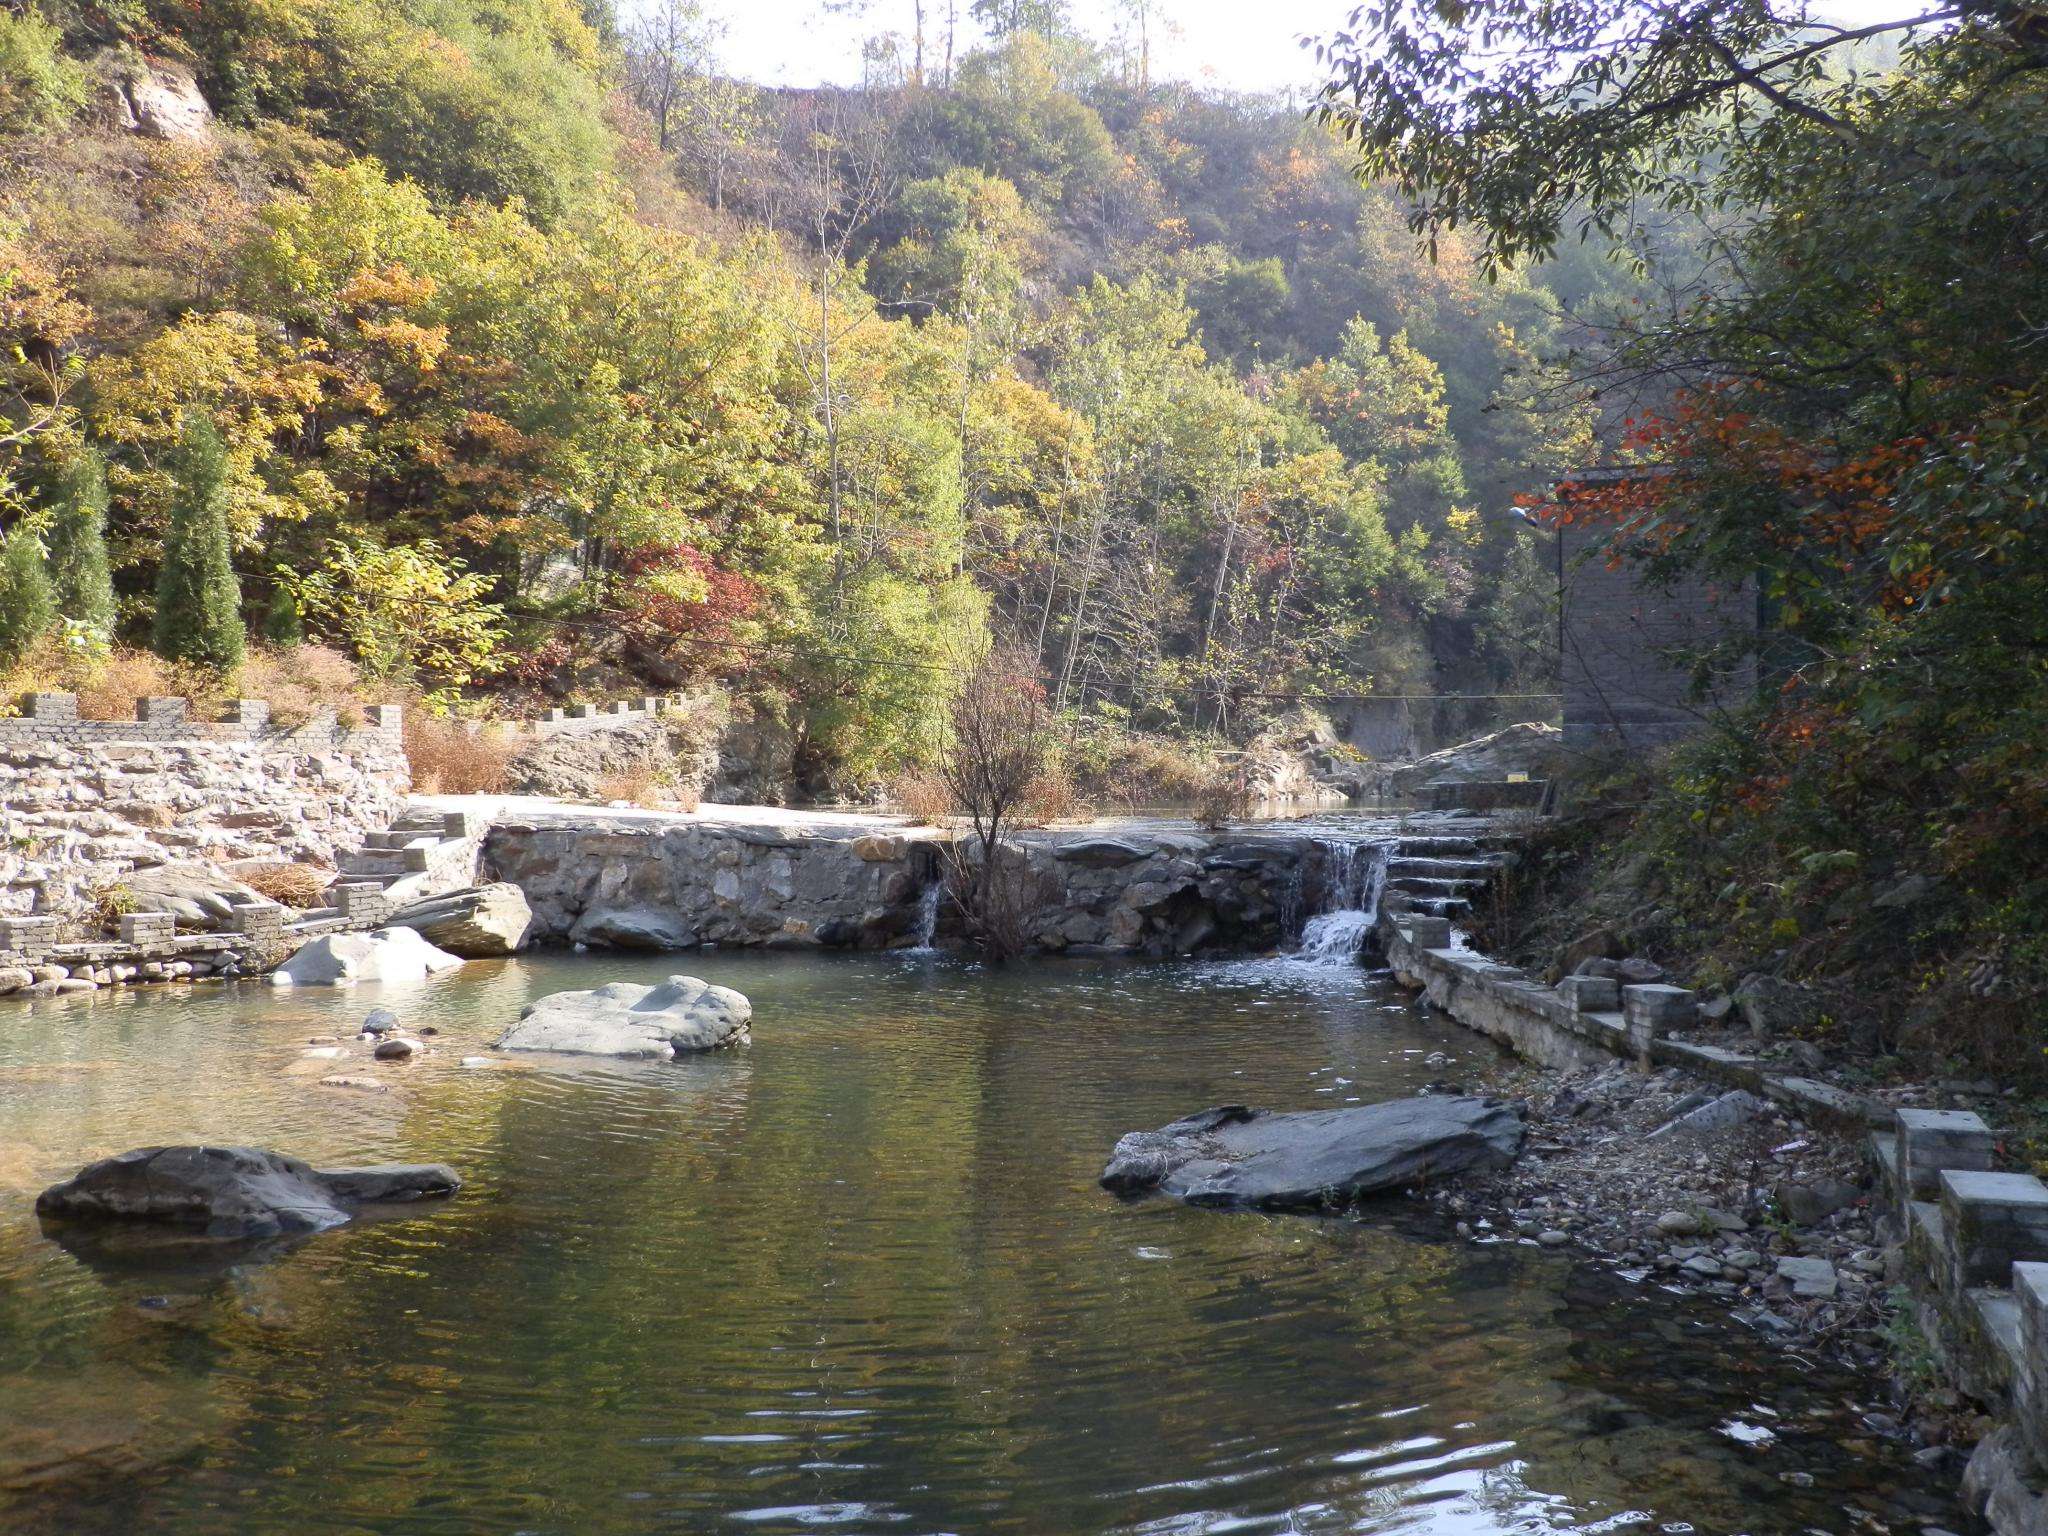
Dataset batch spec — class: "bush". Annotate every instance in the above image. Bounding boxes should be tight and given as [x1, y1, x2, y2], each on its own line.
[1191, 762, 1253, 829]
[46, 447, 116, 638]
[0, 520, 55, 664]
[889, 765, 955, 824]
[0, 9, 87, 137]
[404, 711, 515, 794]
[153, 417, 246, 672]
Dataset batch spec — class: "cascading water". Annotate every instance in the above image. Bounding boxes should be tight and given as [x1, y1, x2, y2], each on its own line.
[908, 878, 943, 953]
[1294, 838, 1393, 965]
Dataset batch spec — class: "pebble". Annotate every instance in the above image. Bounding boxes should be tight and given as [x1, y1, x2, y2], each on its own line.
[362, 1009, 400, 1036]
[318, 1075, 387, 1091]
[372, 1036, 419, 1061]
[302, 1046, 347, 1060]
[1537, 1230, 1568, 1246]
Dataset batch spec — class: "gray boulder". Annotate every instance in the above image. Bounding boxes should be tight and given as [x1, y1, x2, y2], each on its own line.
[387, 883, 534, 957]
[1733, 973, 1824, 1036]
[1100, 1096, 1524, 1211]
[122, 863, 266, 932]
[495, 974, 751, 1058]
[36, 1146, 459, 1239]
[270, 926, 465, 986]
[568, 904, 697, 950]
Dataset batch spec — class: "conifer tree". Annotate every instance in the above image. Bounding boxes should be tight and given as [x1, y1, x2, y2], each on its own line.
[263, 580, 303, 647]
[47, 446, 117, 638]
[153, 417, 245, 671]
[0, 519, 56, 664]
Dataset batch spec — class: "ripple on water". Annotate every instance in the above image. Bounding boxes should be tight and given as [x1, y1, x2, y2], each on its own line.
[0, 951, 1962, 1536]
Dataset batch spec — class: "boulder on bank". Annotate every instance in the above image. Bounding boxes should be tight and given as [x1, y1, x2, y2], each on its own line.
[386, 883, 534, 957]
[494, 975, 751, 1058]
[122, 863, 268, 932]
[1101, 1096, 1524, 1211]
[36, 1146, 459, 1239]
[270, 926, 465, 986]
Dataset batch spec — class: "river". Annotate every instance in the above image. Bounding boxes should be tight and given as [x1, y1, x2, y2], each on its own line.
[0, 949, 1961, 1534]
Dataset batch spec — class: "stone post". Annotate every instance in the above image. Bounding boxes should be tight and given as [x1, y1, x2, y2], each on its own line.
[135, 696, 187, 726]
[336, 885, 392, 928]
[117, 911, 175, 947]
[0, 915, 62, 959]
[1558, 974, 1620, 1013]
[1404, 916, 1453, 949]
[1622, 984, 1694, 1069]
[24, 692, 77, 722]
[1940, 1170, 2048, 1289]
[1895, 1108, 1997, 1200]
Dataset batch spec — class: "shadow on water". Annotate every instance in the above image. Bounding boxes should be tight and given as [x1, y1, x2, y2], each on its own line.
[0, 950, 1967, 1536]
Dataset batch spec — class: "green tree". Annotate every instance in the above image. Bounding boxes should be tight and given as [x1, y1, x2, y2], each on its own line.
[46, 446, 116, 637]
[0, 518, 55, 664]
[153, 417, 246, 671]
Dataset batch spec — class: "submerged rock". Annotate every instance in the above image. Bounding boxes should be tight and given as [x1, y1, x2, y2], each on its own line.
[36, 1146, 460, 1240]
[1100, 1096, 1524, 1211]
[270, 927, 465, 987]
[494, 975, 752, 1058]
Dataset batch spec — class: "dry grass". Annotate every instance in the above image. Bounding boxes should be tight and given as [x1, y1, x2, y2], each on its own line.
[1018, 765, 1090, 825]
[239, 862, 330, 909]
[405, 713, 516, 794]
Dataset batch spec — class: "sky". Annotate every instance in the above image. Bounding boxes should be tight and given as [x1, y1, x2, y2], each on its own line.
[709, 0, 1354, 96]
[689, 0, 1933, 95]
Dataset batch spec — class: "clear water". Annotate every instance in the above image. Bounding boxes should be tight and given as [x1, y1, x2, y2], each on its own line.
[0, 954, 1956, 1535]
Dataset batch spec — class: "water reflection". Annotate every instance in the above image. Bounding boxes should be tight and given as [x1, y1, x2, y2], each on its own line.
[0, 953, 1956, 1535]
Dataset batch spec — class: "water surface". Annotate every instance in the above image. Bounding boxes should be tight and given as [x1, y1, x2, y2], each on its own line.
[0, 952, 1955, 1535]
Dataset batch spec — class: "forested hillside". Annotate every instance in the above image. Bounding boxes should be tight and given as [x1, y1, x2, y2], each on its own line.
[0, 0, 1599, 790]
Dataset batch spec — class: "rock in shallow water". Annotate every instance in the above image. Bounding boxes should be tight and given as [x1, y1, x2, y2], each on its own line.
[1100, 1096, 1524, 1211]
[270, 927, 465, 987]
[35, 1146, 459, 1239]
[493, 975, 751, 1058]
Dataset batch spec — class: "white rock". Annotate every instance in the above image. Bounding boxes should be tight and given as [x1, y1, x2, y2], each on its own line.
[270, 927, 465, 987]
[495, 975, 751, 1058]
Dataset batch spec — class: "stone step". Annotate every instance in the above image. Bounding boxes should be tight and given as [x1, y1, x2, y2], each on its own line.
[1403, 895, 1472, 919]
[336, 849, 409, 877]
[1387, 857, 1502, 879]
[1388, 876, 1487, 898]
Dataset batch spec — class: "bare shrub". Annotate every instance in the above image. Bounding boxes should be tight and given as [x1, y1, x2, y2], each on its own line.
[239, 862, 330, 909]
[405, 713, 516, 794]
[594, 767, 663, 808]
[1017, 763, 1090, 826]
[233, 644, 367, 729]
[889, 765, 955, 824]
[935, 646, 1052, 959]
[1192, 761, 1254, 830]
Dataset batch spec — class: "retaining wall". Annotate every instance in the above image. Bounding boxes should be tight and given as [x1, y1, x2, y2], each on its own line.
[1376, 907, 2048, 1536]
[0, 690, 409, 921]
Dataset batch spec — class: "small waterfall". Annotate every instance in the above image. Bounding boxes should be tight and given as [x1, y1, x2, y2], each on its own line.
[908, 878, 942, 953]
[1294, 838, 1392, 966]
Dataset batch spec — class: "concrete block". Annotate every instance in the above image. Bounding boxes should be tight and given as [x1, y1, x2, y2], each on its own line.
[117, 911, 175, 945]
[1404, 916, 1453, 948]
[365, 704, 403, 732]
[229, 699, 270, 729]
[1941, 1170, 2048, 1288]
[610, 700, 634, 715]
[135, 696, 186, 725]
[1558, 974, 1620, 1012]
[24, 692, 77, 721]
[547, 708, 566, 723]
[1897, 1108, 1996, 1199]
[571, 703, 599, 719]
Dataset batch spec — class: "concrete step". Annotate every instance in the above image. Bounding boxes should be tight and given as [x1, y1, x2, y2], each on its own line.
[336, 849, 409, 878]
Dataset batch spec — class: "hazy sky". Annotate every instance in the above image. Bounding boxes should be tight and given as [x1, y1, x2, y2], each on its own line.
[712, 1, 1352, 95]
[698, 0, 1927, 94]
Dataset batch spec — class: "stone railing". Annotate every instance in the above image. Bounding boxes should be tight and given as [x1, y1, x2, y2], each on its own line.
[524, 695, 685, 739]
[0, 690, 403, 746]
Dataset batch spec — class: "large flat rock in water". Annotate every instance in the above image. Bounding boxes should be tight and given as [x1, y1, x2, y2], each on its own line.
[494, 975, 752, 1058]
[36, 1146, 460, 1239]
[1101, 1096, 1524, 1211]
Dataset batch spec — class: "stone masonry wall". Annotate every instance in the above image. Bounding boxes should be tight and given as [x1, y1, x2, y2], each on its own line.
[1560, 525, 1757, 749]
[0, 692, 409, 920]
[483, 819, 1329, 956]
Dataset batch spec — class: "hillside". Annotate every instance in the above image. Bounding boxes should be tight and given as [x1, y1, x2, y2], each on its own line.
[0, 0, 1603, 793]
